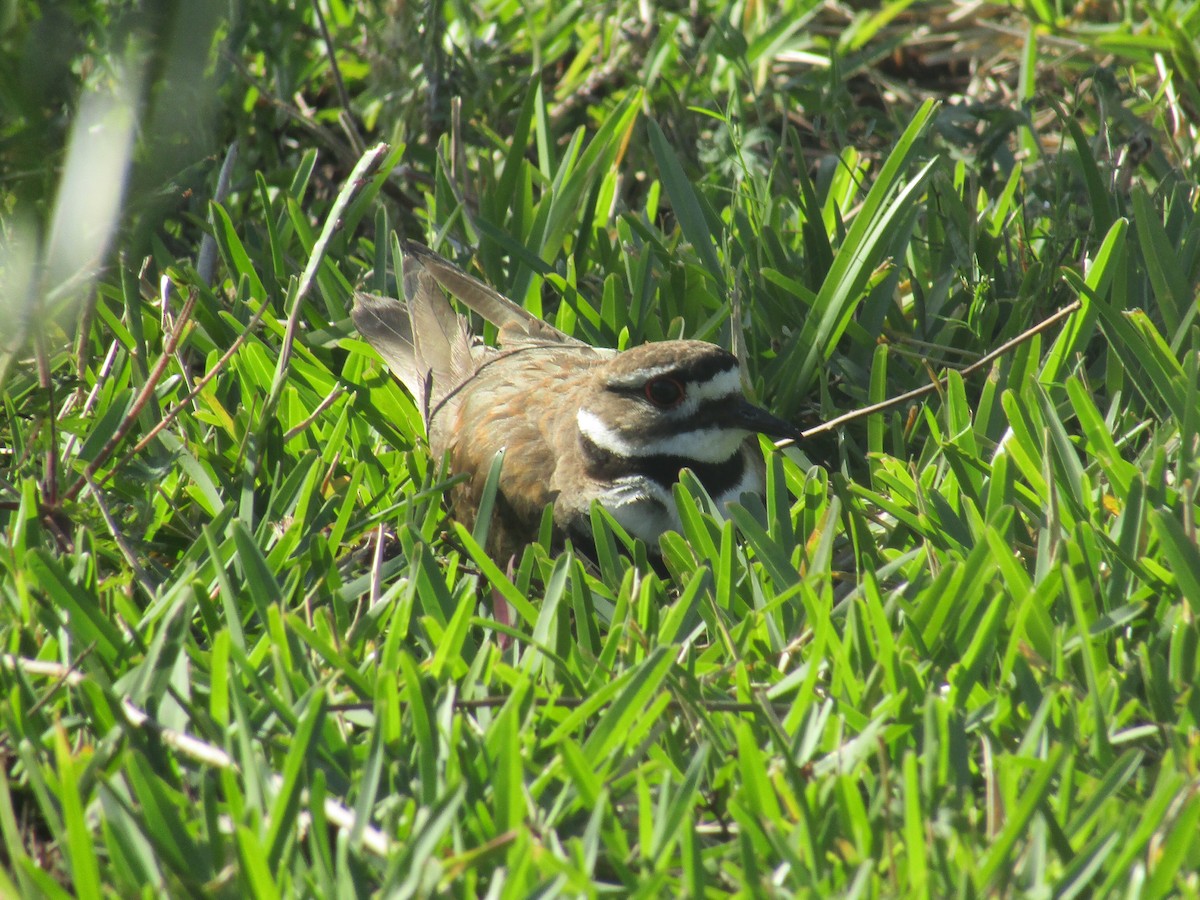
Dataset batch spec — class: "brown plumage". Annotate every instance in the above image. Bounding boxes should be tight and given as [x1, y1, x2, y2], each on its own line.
[353, 243, 800, 559]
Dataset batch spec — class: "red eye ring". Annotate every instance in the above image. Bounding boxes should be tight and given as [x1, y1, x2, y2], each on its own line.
[644, 376, 685, 409]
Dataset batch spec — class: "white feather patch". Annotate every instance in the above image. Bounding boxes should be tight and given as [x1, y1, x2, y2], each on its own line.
[685, 368, 743, 404]
[577, 409, 749, 463]
[595, 477, 680, 543]
[593, 453, 763, 545]
[670, 368, 742, 419]
[603, 364, 681, 389]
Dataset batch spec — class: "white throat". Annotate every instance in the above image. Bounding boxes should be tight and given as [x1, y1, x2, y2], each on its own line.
[576, 408, 748, 463]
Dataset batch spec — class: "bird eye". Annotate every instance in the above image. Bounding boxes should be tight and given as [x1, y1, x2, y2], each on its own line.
[644, 376, 685, 409]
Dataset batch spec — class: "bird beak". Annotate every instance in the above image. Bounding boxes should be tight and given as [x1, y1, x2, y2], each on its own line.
[727, 399, 803, 443]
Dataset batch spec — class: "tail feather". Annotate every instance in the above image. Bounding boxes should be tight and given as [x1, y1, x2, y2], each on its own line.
[351, 290, 419, 397]
[352, 266, 472, 424]
[354, 242, 583, 424]
[407, 268, 471, 412]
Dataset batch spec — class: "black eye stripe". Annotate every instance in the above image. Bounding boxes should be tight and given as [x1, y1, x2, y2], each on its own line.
[639, 397, 741, 434]
[607, 364, 739, 397]
[604, 350, 738, 393]
[579, 433, 748, 494]
[679, 355, 739, 385]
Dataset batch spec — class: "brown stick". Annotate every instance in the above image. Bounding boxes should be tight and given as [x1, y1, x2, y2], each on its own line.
[104, 295, 273, 478]
[776, 298, 1084, 447]
[62, 289, 199, 502]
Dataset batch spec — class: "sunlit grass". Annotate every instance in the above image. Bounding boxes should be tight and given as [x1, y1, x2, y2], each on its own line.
[1, 0, 1198, 895]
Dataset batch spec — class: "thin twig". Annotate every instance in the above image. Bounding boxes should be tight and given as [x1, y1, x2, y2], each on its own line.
[195, 143, 390, 500]
[62, 289, 199, 502]
[105, 296, 270, 479]
[777, 298, 1083, 447]
[265, 143, 390, 416]
[283, 387, 345, 442]
[22, 644, 94, 718]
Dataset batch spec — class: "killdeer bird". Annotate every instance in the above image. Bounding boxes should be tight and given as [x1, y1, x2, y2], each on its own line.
[353, 243, 801, 560]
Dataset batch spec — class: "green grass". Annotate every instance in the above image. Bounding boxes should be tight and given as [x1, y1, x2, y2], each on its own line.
[3, 0, 1200, 895]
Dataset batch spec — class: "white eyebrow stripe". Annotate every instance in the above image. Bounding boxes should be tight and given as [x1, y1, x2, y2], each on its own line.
[675, 369, 743, 416]
[687, 368, 743, 402]
[577, 409, 749, 463]
[603, 364, 681, 389]
[604, 365, 741, 394]
[672, 367, 744, 422]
